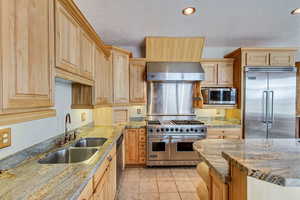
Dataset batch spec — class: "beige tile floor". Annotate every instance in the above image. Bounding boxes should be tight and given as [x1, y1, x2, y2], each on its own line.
[117, 167, 200, 200]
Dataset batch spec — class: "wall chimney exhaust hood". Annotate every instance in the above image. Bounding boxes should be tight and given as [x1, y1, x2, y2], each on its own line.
[147, 62, 205, 81]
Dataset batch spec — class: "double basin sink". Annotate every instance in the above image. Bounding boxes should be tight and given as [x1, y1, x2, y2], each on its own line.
[38, 138, 107, 164]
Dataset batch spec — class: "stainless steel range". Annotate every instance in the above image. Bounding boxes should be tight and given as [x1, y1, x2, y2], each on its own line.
[147, 119, 207, 166]
[146, 62, 207, 166]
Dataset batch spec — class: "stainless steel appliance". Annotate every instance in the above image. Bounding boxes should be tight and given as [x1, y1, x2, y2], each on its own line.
[116, 135, 123, 189]
[147, 120, 207, 166]
[244, 67, 297, 138]
[146, 62, 207, 166]
[201, 88, 237, 105]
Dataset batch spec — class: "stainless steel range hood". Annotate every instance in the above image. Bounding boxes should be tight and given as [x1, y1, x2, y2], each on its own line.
[146, 62, 205, 81]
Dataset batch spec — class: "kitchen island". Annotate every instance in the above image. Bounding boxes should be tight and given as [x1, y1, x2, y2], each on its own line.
[193, 139, 300, 200]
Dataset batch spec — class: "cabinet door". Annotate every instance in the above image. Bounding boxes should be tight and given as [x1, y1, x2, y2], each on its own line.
[125, 129, 139, 164]
[217, 63, 233, 86]
[1, 0, 54, 111]
[129, 60, 146, 103]
[270, 52, 295, 66]
[112, 51, 129, 104]
[245, 51, 269, 66]
[94, 47, 112, 105]
[93, 169, 108, 200]
[107, 154, 117, 200]
[80, 31, 94, 79]
[201, 63, 218, 86]
[56, 1, 81, 74]
[210, 169, 228, 200]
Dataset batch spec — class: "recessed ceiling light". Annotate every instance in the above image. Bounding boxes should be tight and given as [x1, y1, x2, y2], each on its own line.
[182, 7, 196, 16]
[291, 8, 300, 15]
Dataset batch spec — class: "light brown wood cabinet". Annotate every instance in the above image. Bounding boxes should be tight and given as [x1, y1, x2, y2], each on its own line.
[94, 47, 113, 105]
[55, 0, 109, 86]
[80, 31, 94, 80]
[125, 128, 147, 165]
[244, 49, 296, 66]
[109, 47, 131, 105]
[145, 37, 205, 61]
[0, 0, 55, 124]
[207, 128, 242, 139]
[209, 169, 229, 200]
[56, 0, 81, 75]
[201, 59, 234, 87]
[129, 59, 147, 104]
[80, 146, 117, 200]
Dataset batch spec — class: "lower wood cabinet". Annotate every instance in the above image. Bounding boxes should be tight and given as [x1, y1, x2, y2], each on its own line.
[78, 146, 117, 200]
[209, 169, 229, 200]
[207, 128, 242, 139]
[125, 128, 146, 165]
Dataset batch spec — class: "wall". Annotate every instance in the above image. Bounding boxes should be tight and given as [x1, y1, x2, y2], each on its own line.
[0, 79, 93, 160]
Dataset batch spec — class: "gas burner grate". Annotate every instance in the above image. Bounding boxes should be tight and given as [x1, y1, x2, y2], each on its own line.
[147, 120, 161, 125]
[171, 120, 205, 125]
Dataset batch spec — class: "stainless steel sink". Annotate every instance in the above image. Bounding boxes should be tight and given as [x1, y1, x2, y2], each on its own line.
[38, 148, 98, 164]
[72, 137, 107, 148]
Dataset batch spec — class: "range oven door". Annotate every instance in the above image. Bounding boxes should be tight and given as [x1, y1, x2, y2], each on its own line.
[169, 135, 201, 161]
[148, 136, 170, 161]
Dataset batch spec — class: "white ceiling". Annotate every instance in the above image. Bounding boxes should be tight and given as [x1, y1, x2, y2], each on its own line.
[74, 0, 300, 48]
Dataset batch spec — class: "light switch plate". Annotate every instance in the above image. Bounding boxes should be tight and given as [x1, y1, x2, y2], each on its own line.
[0, 128, 11, 149]
[81, 112, 87, 122]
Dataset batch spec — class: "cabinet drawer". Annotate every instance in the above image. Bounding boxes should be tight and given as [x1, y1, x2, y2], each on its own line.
[139, 157, 146, 164]
[139, 142, 146, 149]
[207, 135, 223, 139]
[139, 135, 146, 142]
[245, 52, 269, 66]
[139, 149, 146, 156]
[223, 135, 240, 139]
[223, 128, 242, 136]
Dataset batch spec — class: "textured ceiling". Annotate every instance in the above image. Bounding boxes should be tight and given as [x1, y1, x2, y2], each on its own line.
[74, 0, 300, 48]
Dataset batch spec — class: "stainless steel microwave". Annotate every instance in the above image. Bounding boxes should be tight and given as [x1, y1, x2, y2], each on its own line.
[201, 88, 237, 105]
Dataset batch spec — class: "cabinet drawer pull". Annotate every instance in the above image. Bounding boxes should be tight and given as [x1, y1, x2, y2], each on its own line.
[107, 155, 112, 162]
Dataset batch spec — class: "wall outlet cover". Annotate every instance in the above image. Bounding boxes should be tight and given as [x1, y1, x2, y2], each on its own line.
[0, 128, 11, 149]
[81, 112, 87, 122]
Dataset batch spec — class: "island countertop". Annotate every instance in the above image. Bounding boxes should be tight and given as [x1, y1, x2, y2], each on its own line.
[193, 139, 300, 186]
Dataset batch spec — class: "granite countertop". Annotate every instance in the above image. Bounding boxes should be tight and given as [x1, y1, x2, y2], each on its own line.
[125, 121, 146, 129]
[198, 118, 241, 128]
[0, 125, 123, 200]
[194, 139, 300, 187]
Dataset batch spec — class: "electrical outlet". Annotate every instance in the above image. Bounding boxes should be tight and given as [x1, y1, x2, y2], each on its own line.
[81, 112, 87, 122]
[0, 128, 11, 149]
[137, 108, 142, 115]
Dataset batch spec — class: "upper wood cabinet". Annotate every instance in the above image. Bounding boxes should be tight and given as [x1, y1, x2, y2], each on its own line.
[55, 0, 110, 86]
[242, 49, 297, 66]
[201, 59, 234, 87]
[94, 47, 113, 106]
[55, 0, 81, 75]
[0, 0, 55, 118]
[107, 46, 131, 105]
[201, 63, 218, 86]
[80, 31, 94, 80]
[146, 37, 205, 61]
[129, 59, 147, 104]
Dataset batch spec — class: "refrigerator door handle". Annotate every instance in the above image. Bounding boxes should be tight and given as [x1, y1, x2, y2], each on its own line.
[263, 91, 268, 123]
[269, 91, 274, 124]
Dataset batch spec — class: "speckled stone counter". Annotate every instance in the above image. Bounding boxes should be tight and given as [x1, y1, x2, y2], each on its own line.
[193, 139, 231, 183]
[125, 121, 146, 129]
[0, 125, 123, 200]
[194, 139, 300, 187]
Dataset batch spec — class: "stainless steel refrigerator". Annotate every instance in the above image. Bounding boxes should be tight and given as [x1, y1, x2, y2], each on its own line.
[244, 67, 297, 138]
